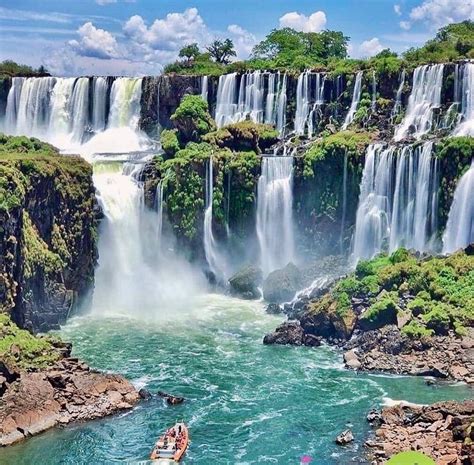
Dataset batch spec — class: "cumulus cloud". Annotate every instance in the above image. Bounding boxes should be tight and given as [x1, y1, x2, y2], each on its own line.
[227, 24, 257, 58]
[279, 10, 327, 32]
[359, 38, 385, 57]
[408, 0, 474, 29]
[394, 4, 402, 15]
[123, 8, 211, 52]
[69, 22, 120, 59]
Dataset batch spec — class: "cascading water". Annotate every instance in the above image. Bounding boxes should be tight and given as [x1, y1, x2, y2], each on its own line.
[392, 69, 406, 117]
[294, 72, 326, 136]
[4, 77, 24, 133]
[256, 156, 295, 276]
[203, 156, 227, 280]
[340, 151, 348, 254]
[394, 64, 444, 141]
[453, 62, 474, 136]
[92, 77, 108, 132]
[215, 72, 287, 131]
[156, 181, 164, 252]
[342, 71, 363, 130]
[443, 162, 474, 253]
[201, 76, 208, 102]
[93, 161, 203, 315]
[69, 78, 90, 144]
[352, 142, 438, 261]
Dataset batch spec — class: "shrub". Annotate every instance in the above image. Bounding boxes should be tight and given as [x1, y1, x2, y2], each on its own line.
[401, 320, 434, 339]
[160, 129, 180, 159]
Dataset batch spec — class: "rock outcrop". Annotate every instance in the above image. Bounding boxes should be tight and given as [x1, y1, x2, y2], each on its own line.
[228, 265, 263, 299]
[367, 400, 474, 464]
[0, 357, 139, 446]
[0, 136, 99, 332]
[263, 263, 302, 303]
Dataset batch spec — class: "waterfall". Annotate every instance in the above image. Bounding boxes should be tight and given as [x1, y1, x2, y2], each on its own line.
[203, 156, 227, 280]
[276, 74, 287, 136]
[256, 156, 295, 276]
[295, 71, 310, 135]
[392, 69, 406, 117]
[15, 77, 56, 138]
[453, 63, 474, 136]
[215, 71, 287, 131]
[69, 78, 90, 143]
[201, 76, 208, 102]
[48, 78, 76, 144]
[4, 77, 24, 133]
[295, 72, 326, 136]
[93, 162, 203, 314]
[352, 142, 438, 261]
[342, 71, 363, 130]
[92, 77, 108, 132]
[156, 182, 164, 250]
[82, 77, 147, 157]
[394, 64, 444, 141]
[443, 162, 474, 253]
[340, 151, 348, 254]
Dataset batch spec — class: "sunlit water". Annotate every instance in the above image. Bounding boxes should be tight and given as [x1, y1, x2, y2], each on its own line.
[2, 294, 472, 465]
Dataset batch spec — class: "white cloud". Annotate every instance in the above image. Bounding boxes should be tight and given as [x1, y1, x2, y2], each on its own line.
[408, 0, 474, 29]
[359, 37, 385, 57]
[279, 10, 327, 32]
[227, 24, 257, 59]
[400, 21, 412, 30]
[0, 6, 71, 23]
[123, 8, 211, 52]
[394, 4, 402, 15]
[69, 22, 120, 59]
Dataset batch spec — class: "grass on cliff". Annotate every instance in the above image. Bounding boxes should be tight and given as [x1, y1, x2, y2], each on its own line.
[0, 313, 62, 370]
[320, 248, 474, 338]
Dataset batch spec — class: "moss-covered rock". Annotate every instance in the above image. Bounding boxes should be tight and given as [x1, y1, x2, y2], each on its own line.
[0, 135, 99, 332]
[204, 121, 279, 154]
[171, 94, 216, 144]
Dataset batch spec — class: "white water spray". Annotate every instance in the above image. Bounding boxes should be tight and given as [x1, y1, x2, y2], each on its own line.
[342, 71, 363, 130]
[256, 156, 295, 276]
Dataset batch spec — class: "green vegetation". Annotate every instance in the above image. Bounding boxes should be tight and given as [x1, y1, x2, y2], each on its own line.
[404, 21, 474, 64]
[160, 129, 180, 159]
[164, 21, 473, 76]
[303, 130, 374, 177]
[204, 120, 279, 154]
[171, 95, 216, 144]
[0, 313, 62, 369]
[0, 60, 49, 78]
[314, 248, 474, 339]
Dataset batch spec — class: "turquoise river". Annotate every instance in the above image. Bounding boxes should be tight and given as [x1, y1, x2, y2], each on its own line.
[0, 294, 471, 465]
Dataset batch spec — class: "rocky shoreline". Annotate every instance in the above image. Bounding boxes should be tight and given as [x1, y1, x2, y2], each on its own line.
[367, 400, 474, 464]
[0, 354, 139, 446]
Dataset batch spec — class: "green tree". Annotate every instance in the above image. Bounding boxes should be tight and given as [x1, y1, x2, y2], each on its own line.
[178, 43, 201, 64]
[206, 39, 237, 64]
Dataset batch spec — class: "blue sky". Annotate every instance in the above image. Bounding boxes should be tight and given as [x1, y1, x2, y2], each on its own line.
[0, 0, 472, 75]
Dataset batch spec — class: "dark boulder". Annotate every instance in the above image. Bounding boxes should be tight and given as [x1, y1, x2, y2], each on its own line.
[139, 388, 152, 400]
[266, 303, 282, 315]
[228, 265, 263, 300]
[263, 263, 302, 303]
[263, 321, 304, 345]
[157, 391, 185, 405]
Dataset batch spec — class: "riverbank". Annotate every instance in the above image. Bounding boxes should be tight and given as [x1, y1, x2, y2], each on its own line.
[0, 314, 139, 446]
[367, 400, 474, 464]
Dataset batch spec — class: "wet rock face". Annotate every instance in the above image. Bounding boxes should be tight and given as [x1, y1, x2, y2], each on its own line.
[0, 358, 139, 446]
[0, 151, 99, 333]
[263, 263, 302, 304]
[367, 400, 474, 464]
[228, 265, 263, 300]
[263, 321, 322, 347]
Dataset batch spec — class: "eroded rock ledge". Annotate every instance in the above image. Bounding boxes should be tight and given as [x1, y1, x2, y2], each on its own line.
[0, 356, 139, 446]
[366, 400, 474, 464]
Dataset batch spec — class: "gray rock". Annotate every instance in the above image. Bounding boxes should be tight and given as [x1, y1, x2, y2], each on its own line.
[228, 265, 263, 300]
[335, 429, 354, 445]
[263, 263, 302, 303]
[263, 321, 304, 345]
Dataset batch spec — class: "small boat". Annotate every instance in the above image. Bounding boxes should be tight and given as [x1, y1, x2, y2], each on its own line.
[150, 422, 189, 462]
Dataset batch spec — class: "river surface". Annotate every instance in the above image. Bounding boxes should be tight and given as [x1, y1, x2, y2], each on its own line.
[1, 294, 472, 465]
